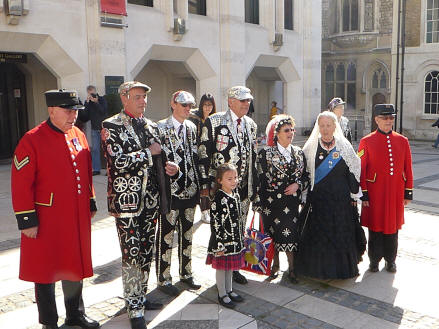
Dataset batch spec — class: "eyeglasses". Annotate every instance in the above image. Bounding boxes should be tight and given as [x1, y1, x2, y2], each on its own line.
[239, 99, 251, 103]
[280, 128, 296, 133]
[378, 115, 395, 121]
[180, 103, 193, 108]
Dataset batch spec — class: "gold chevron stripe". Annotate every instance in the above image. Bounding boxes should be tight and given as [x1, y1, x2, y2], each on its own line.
[357, 149, 364, 158]
[15, 209, 36, 215]
[35, 193, 54, 207]
[14, 155, 30, 171]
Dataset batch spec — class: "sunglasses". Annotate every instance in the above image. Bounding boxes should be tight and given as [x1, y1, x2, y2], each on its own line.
[180, 103, 193, 108]
[280, 128, 296, 133]
[239, 99, 252, 103]
[378, 115, 395, 121]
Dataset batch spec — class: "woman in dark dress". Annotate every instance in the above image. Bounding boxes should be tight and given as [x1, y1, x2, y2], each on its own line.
[188, 93, 216, 223]
[256, 115, 309, 283]
[188, 93, 216, 140]
[296, 111, 361, 279]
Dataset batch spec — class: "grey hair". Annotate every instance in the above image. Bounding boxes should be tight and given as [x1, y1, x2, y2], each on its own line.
[317, 111, 338, 124]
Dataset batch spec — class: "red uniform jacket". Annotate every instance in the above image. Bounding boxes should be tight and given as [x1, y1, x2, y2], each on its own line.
[11, 121, 96, 283]
[358, 130, 413, 234]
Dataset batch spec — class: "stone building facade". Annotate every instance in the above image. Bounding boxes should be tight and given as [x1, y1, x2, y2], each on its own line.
[0, 0, 322, 159]
[394, 0, 439, 140]
[322, 0, 439, 140]
[322, 0, 394, 139]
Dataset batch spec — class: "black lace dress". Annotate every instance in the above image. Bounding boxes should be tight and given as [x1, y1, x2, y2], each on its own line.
[296, 144, 360, 279]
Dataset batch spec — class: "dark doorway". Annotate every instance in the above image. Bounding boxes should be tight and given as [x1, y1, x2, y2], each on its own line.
[0, 63, 28, 159]
[371, 93, 385, 132]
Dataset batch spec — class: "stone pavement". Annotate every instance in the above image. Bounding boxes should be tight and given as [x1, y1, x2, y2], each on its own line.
[0, 141, 438, 329]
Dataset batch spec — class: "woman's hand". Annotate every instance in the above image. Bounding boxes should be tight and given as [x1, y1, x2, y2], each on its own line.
[215, 251, 225, 257]
[284, 183, 299, 195]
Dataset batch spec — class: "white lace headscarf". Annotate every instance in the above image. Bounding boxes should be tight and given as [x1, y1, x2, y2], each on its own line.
[303, 111, 361, 191]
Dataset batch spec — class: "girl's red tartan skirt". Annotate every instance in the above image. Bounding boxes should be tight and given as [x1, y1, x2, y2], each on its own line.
[206, 251, 245, 271]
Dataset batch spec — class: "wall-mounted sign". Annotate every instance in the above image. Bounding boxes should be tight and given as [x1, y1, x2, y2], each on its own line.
[0, 52, 27, 63]
[13, 89, 21, 98]
[100, 0, 127, 16]
[105, 76, 124, 95]
[6, 0, 23, 16]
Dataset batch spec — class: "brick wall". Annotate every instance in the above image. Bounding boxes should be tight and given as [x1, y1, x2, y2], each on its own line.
[380, 0, 394, 33]
[405, 0, 421, 47]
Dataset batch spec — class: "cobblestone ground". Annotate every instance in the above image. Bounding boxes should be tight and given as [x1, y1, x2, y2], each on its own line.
[0, 142, 438, 328]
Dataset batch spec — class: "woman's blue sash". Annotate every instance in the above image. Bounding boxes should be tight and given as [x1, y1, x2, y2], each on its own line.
[314, 148, 342, 185]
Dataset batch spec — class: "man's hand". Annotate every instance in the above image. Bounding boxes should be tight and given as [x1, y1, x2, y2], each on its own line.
[22, 226, 38, 239]
[362, 201, 370, 207]
[165, 161, 179, 176]
[284, 183, 299, 195]
[148, 142, 161, 155]
[404, 199, 411, 206]
[91, 211, 97, 219]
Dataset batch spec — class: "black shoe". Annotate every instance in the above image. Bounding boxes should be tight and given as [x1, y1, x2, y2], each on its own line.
[232, 271, 248, 284]
[65, 314, 100, 328]
[92, 171, 100, 176]
[42, 325, 59, 329]
[385, 262, 397, 273]
[288, 270, 299, 284]
[180, 277, 201, 290]
[144, 299, 163, 310]
[158, 283, 180, 296]
[369, 263, 379, 272]
[227, 291, 244, 303]
[130, 317, 147, 329]
[218, 294, 236, 309]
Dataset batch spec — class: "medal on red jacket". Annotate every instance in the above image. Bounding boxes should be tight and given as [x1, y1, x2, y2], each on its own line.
[72, 137, 83, 152]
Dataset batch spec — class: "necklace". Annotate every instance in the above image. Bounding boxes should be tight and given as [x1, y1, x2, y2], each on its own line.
[321, 138, 334, 149]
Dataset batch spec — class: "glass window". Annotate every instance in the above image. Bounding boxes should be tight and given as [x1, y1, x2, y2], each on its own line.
[128, 0, 153, 6]
[245, 0, 259, 24]
[427, 0, 439, 43]
[425, 71, 439, 114]
[372, 72, 379, 88]
[284, 0, 294, 30]
[326, 64, 334, 81]
[347, 63, 356, 81]
[380, 73, 387, 89]
[188, 0, 206, 15]
[347, 83, 356, 108]
[325, 63, 356, 110]
[342, 0, 358, 32]
[336, 63, 345, 81]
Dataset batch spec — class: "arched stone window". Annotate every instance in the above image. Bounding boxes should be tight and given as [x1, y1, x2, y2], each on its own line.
[372, 68, 387, 89]
[324, 62, 356, 109]
[342, 0, 358, 32]
[425, 71, 439, 114]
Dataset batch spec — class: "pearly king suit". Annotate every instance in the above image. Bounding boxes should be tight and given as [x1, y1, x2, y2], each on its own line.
[155, 116, 201, 285]
[198, 109, 258, 229]
[102, 110, 163, 318]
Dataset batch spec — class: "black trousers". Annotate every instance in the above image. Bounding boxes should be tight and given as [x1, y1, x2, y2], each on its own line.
[35, 280, 84, 325]
[368, 230, 398, 264]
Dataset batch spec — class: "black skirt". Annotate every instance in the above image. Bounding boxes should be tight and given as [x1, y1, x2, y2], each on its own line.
[296, 150, 360, 280]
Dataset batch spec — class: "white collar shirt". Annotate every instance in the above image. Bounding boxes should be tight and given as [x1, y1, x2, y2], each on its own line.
[172, 116, 186, 142]
[230, 109, 244, 132]
[277, 142, 293, 162]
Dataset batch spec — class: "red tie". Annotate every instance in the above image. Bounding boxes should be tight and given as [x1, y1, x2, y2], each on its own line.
[236, 118, 241, 133]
